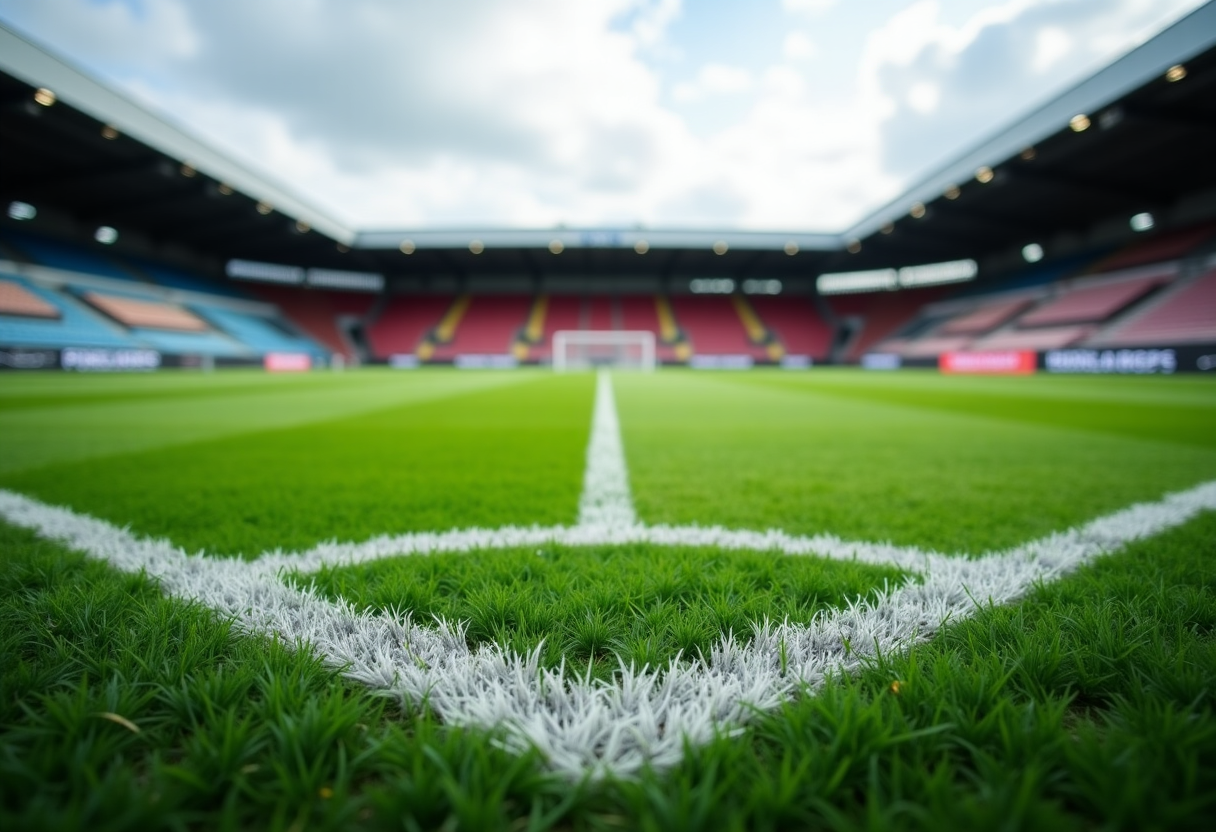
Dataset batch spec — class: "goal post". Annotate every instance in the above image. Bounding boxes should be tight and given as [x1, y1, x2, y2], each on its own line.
[552, 330, 656, 372]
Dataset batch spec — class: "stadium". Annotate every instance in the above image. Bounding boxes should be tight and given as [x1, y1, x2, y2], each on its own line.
[1, 2, 1215, 830]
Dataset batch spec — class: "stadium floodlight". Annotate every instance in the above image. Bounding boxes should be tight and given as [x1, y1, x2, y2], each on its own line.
[975, 166, 994, 184]
[1069, 113, 1091, 132]
[846, 239, 862, 253]
[101, 125, 120, 140]
[1165, 64, 1187, 82]
[909, 202, 926, 219]
[783, 241, 799, 255]
[548, 240, 564, 254]
[295, 221, 310, 234]
[898, 259, 977, 287]
[1020, 146, 1036, 161]
[399, 240, 415, 254]
[94, 226, 118, 245]
[1022, 243, 1044, 263]
[7, 201, 36, 221]
[712, 240, 729, 255]
[1130, 212, 1154, 232]
[217, 183, 234, 196]
[180, 163, 197, 178]
[33, 87, 55, 106]
[469, 240, 484, 254]
[943, 185, 961, 200]
[255, 201, 274, 215]
[817, 269, 896, 294]
[552, 330, 655, 372]
[634, 240, 650, 254]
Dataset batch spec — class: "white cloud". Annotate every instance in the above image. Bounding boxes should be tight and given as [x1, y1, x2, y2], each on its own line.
[0, 0, 1207, 230]
[783, 31, 816, 61]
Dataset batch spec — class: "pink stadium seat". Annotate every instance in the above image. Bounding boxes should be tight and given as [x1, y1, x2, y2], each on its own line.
[0, 280, 59, 319]
[892, 336, 974, 358]
[367, 296, 452, 358]
[938, 297, 1035, 335]
[748, 296, 831, 359]
[530, 295, 582, 362]
[620, 295, 679, 362]
[1017, 271, 1172, 327]
[971, 325, 1094, 351]
[1092, 270, 1216, 345]
[587, 296, 613, 331]
[84, 292, 209, 331]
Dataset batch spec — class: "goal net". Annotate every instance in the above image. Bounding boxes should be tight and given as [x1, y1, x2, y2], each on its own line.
[552, 330, 656, 372]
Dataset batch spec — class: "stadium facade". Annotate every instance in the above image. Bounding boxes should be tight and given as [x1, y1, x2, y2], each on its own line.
[1, 3, 1214, 371]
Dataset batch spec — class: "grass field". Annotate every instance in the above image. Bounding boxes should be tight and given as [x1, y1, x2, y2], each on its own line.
[2, 367, 1215, 830]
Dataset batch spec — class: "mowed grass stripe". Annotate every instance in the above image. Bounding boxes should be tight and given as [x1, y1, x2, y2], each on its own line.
[301, 543, 905, 680]
[3, 511, 1213, 830]
[615, 371, 1216, 552]
[0, 372, 595, 555]
[0, 369, 539, 475]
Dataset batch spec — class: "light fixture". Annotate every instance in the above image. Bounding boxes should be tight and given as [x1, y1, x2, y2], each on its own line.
[910, 202, 926, 219]
[943, 185, 960, 200]
[180, 163, 197, 178]
[712, 240, 728, 255]
[1069, 113, 1090, 132]
[1022, 243, 1044, 263]
[469, 240, 484, 254]
[94, 226, 118, 245]
[399, 240, 415, 255]
[634, 240, 649, 254]
[337, 243, 350, 253]
[548, 240, 564, 254]
[7, 201, 36, 221]
[880, 222, 895, 234]
[255, 201, 273, 215]
[33, 88, 55, 107]
[975, 166, 994, 184]
[295, 221, 310, 233]
[783, 241, 799, 255]
[1020, 147, 1036, 161]
[846, 239, 862, 254]
[1129, 212, 1154, 232]
[217, 183, 234, 196]
[101, 125, 120, 140]
[1165, 64, 1187, 83]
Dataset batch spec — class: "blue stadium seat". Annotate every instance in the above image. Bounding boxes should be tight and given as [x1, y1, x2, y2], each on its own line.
[129, 329, 248, 356]
[0, 275, 137, 348]
[1, 231, 140, 282]
[197, 306, 327, 356]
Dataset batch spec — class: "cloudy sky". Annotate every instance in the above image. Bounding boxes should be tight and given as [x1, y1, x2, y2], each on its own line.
[0, 0, 1206, 231]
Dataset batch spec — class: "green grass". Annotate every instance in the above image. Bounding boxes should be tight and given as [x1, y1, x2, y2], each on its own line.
[2, 367, 1215, 830]
[300, 543, 904, 679]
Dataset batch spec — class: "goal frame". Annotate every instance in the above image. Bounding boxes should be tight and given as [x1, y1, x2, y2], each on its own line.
[552, 330, 656, 372]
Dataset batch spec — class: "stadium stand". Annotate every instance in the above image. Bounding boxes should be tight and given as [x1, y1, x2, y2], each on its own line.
[938, 296, 1037, 335]
[0, 275, 136, 348]
[130, 258, 250, 299]
[587, 296, 613, 331]
[826, 286, 949, 361]
[0, 279, 59, 318]
[971, 325, 1095, 351]
[620, 295, 684, 362]
[252, 285, 376, 359]
[669, 295, 767, 359]
[1016, 267, 1174, 327]
[82, 292, 210, 331]
[195, 306, 324, 357]
[429, 295, 532, 359]
[366, 295, 452, 358]
[529, 295, 582, 362]
[748, 295, 832, 359]
[1089, 268, 1216, 346]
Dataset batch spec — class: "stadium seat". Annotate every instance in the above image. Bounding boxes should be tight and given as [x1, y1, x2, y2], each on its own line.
[747, 296, 832, 360]
[366, 296, 453, 358]
[1089, 269, 1216, 346]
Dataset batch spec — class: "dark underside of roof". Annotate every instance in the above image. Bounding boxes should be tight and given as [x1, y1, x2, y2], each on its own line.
[1, 44, 1213, 290]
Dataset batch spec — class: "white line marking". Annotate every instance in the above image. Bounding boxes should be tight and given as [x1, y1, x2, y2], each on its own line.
[577, 370, 637, 529]
[2, 372, 1215, 778]
[3, 483, 1214, 778]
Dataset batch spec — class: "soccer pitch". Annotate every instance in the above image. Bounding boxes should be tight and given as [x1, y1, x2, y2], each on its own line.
[2, 368, 1215, 830]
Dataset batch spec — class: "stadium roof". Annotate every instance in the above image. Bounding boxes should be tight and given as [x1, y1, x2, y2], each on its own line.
[1, 3, 1214, 283]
